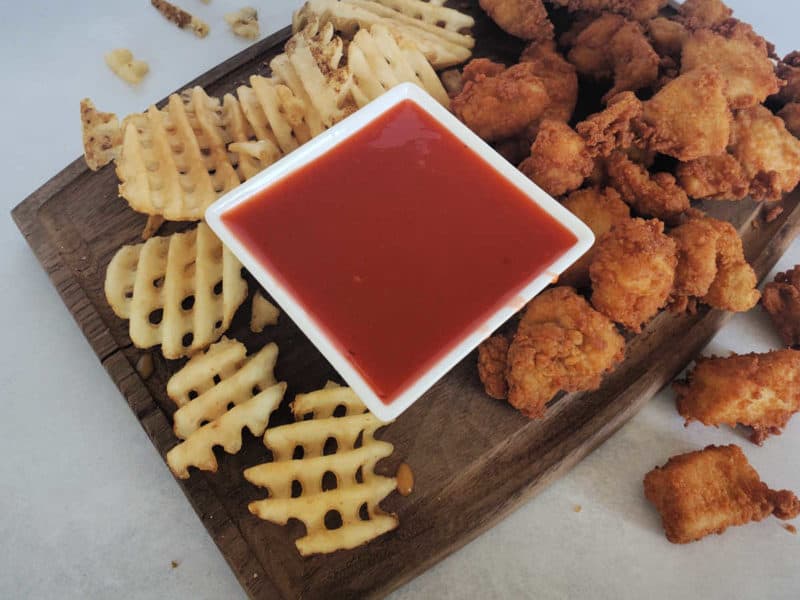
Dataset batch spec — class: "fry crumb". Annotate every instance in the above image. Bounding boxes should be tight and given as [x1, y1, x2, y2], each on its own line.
[573, 504, 582, 513]
[171, 560, 180, 569]
[765, 205, 784, 223]
[786, 523, 797, 534]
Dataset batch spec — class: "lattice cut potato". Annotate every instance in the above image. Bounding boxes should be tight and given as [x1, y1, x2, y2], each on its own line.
[293, 0, 475, 69]
[80, 99, 122, 171]
[245, 383, 399, 555]
[104, 223, 248, 359]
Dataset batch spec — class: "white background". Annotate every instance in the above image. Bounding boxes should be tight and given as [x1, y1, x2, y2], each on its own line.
[1, 1, 798, 598]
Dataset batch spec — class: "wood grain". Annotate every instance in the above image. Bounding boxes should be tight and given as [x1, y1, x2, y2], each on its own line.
[11, 3, 800, 599]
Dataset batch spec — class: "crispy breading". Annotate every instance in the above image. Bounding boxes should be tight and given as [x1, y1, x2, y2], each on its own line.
[729, 105, 800, 202]
[576, 91, 643, 159]
[644, 444, 800, 544]
[676, 154, 750, 201]
[669, 218, 721, 299]
[477, 335, 510, 400]
[778, 102, 800, 139]
[549, 0, 667, 21]
[519, 41, 578, 136]
[606, 151, 690, 222]
[506, 287, 625, 419]
[647, 17, 688, 58]
[452, 61, 550, 142]
[678, 0, 732, 29]
[462, 58, 507, 84]
[590, 218, 677, 332]
[480, 0, 554, 42]
[566, 14, 625, 77]
[701, 218, 761, 312]
[675, 350, 800, 444]
[762, 266, 800, 347]
[638, 66, 732, 161]
[682, 27, 781, 109]
[775, 51, 800, 105]
[560, 187, 631, 288]
[519, 120, 594, 196]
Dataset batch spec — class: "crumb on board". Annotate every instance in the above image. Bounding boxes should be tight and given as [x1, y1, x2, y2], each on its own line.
[573, 504, 582, 513]
[765, 205, 784, 223]
[136, 352, 154, 379]
[171, 560, 180, 569]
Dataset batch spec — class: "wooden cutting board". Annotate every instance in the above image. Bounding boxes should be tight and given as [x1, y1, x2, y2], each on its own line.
[12, 3, 800, 598]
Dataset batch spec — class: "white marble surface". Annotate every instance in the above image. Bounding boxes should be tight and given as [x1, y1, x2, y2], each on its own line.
[1, 1, 798, 598]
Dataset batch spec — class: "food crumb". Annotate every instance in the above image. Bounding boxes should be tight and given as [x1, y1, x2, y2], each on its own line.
[785, 524, 797, 534]
[396, 463, 414, 496]
[573, 504, 582, 513]
[136, 352, 154, 379]
[171, 560, 180, 569]
[765, 205, 784, 223]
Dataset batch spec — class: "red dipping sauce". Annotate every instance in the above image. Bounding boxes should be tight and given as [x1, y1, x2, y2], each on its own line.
[222, 100, 576, 404]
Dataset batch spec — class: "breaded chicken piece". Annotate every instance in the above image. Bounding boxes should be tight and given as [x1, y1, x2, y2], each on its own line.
[682, 27, 781, 109]
[668, 214, 759, 312]
[678, 0, 733, 29]
[729, 105, 800, 202]
[560, 187, 631, 288]
[590, 218, 677, 332]
[762, 266, 800, 347]
[778, 102, 800, 139]
[548, 0, 667, 21]
[506, 287, 626, 419]
[477, 335, 510, 400]
[644, 444, 800, 544]
[519, 120, 594, 196]
[567, 16, 659, 101]
[480, 0, 554, 42]
[519, 41, 579, 136]
[461, 58, 507, 83]
[606, 151, 690, 222]
[675, 350, 800, 444]
[638, 66, 732, 161]
[775, 51, 800, 105]
[647, 17, 688, 58]
[452, 61, 550, 142]
[576, 91, 643, 158]
[676, 154, 750, 201]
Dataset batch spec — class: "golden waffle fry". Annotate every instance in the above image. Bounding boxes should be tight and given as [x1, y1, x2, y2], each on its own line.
[245, 384, 399, 556]
[104, 223, 248, 359]
[141, 215, 165, 240]
[293, 0, 475, 69]
[80, 99, 122, 171]
[167, 381, 286, 478]
[168, 339, 279, 438]
[348, 25, 450, 108]
[250, 293, 280, 333]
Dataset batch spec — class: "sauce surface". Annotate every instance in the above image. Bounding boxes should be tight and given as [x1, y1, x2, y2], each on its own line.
[223, 100, 576, 403]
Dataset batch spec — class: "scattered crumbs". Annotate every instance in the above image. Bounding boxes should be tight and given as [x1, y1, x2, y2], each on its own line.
[135, 352, 154, 379]
[253, 572, 259, 579]
[765, 205, 784, 223]
[573, 504, 582, 513]
[171, 560, 180, 569]
[751, 219, 760, 230]
[785, 524, 797, 535]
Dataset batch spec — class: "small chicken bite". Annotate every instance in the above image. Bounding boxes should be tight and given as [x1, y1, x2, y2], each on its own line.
[775, 51, 800, 105]
[729, 105, 800, 202]
[638, 66, 732, 161]
[678, 0, 733, 29]
[519, 120, 594, 197]
[506, 287, 626, 419]
[477, 334, 510, 400]
[606, 151, 690, 222]
[674, 350, 800, 444]
[480, 0, 554, 42]
[644, 444, 800, 544]
[762, 266, 800, 347]
[452, 61, 550, 142]
[778, 102, 800, 139]
[519, 41, 579, 136]
[701, 218, 761, 312]
[681, 27, 781, 109]
[560, 187, 631, 288]
[576, 91, 643, 159]
[590, 218, 677, 332]
[647, 17, 689, 58]
[676, 154, 750, 201]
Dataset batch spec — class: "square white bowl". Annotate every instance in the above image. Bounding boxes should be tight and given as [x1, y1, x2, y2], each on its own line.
[206, 82, 594, 422]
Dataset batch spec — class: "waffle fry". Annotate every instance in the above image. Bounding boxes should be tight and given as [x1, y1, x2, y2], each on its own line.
[245, 384, 399, 556]
[348, 25, 450, 108]
[104, 223, 248, 359]
[168, 339, 279, 438]
[80, 99, 121, 171]
[250, 293, 280, 333]
[141, 215, 165, 240]
[293, 0, 475, 69]
[167, 381, 286, 478]
[151, 0, 209, 38]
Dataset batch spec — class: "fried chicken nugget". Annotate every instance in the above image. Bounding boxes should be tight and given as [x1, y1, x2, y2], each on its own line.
[762, 266, 800, 347]
[778, 102, 800, 139]
[480, 0, 554, 42]
[506, 287, 626, 419]
[678, 0, 732, 29]
[676, 153, 750, 201]
[702, 218, 761, 312]
[590, 218, 677, 332]
[548, 0, 667, 21]
[477, 334, 510, 400]
[644, 444, 800, 544]
[729, 105, 800, 202]
[519, 41, 579, 135]
[647, 17, 688, 58]
[675, 350, 800, 444]
[775, 51, 800, 105]
[519, 120, 594, 196]
[576, 91, 643, 159]
[606, 151, 690, 222]
[452, 61, 551, 142]
[638, 66, 732, 161]
[560, 187, 631, 288]
[682, 27, 781, 109]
